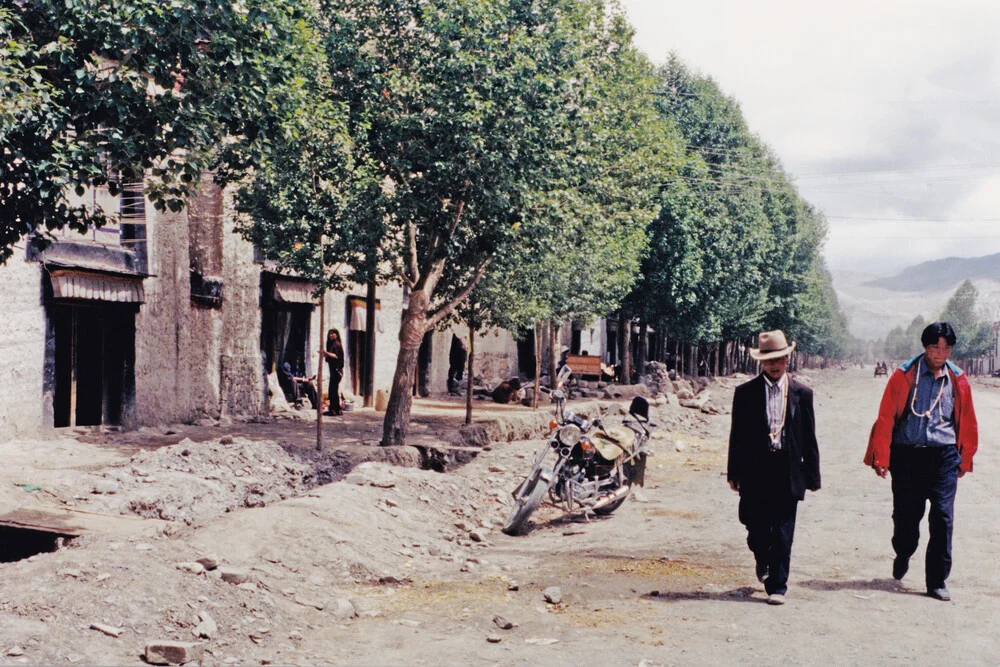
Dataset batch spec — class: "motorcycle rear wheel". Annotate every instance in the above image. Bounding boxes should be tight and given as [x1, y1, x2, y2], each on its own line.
[502, 467, 551, 535]
[593, 487, 630, 515]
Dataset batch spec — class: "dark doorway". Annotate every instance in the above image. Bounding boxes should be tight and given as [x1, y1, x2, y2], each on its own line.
[261, 304, 312, 376]
[0, 526, 72, 563]
[516, 328, 536, 378]
[348, 329, 371, 397]
[49, 304, 136, 428]
[415, 330, 433, 396]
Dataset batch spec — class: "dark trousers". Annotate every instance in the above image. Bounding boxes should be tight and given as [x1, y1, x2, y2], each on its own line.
[889, 444, 960, 590]
[327, 370, 343, 415]
[739, 494, 799, 595]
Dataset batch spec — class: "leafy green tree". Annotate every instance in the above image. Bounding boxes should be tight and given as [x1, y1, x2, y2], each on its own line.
[939, 280, 992, 359]
[0, 0, 307, 262]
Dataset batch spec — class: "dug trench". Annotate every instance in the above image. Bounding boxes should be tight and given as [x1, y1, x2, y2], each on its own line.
[0, 384, 763, 665]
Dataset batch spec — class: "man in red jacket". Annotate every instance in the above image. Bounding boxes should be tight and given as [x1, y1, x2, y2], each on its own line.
[864, 322, 979, 601]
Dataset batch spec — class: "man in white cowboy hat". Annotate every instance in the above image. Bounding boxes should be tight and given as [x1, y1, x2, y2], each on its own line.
[727, 330, 821, 605]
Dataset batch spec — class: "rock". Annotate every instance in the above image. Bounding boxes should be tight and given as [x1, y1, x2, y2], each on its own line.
[175, 562, 205, 575]
[218, 566, 250, 585]
[507, 581, 519, 591]
[295, 597, 326, 611]
[58, 569, 83, 578]
[193, 612, 217, 639]
[219, 435, 234, 445]
[145, 641, 203, 665]
[90, 622, 123, 638]
[674, 441, 686, 452]
[486, 634, 503, 643]
[6, 647, 24, 657]
[195, 555, 220, 571]
[543, 587, 562, 604]
[397, 619, 421, 628]
[330, 598, 356, 619]
[488, 465, 506, 473]
[93, 480, 119, 494]
[493, 615, 515, 630]
[468, 530, 487, 543]
[524, 638, 560, 646]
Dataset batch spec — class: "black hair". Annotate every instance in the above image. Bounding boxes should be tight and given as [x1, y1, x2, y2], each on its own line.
[920, 322, 957, 348]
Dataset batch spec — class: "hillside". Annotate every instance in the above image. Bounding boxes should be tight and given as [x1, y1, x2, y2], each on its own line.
[832, 267, 1000, 341]
[862, 253, 1000, 292]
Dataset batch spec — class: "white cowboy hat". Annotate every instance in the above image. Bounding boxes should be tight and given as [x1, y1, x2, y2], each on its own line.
[749, 330, 796, 361]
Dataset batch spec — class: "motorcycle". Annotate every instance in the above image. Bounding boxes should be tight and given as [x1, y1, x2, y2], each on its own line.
[502, 390, 655, 535]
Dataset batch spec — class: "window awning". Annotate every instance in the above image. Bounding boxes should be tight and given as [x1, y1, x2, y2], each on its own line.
[348, 296, 385, 333]
[49, 268, 145, 303]
[273, 278, 317, 304]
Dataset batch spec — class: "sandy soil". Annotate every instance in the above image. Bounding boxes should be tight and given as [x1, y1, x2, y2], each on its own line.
[0, 369, 998, 665]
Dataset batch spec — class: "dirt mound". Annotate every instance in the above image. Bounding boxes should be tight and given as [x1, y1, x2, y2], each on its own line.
[86, 438, 309, 525]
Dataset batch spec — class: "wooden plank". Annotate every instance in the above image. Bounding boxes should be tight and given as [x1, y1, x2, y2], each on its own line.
[0, 508, 175, 538]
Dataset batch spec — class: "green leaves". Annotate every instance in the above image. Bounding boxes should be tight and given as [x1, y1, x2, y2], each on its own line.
[1, 0, 309, 261]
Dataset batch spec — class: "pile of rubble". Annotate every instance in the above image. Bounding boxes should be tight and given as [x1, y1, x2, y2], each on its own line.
[85, 437, 310, 525]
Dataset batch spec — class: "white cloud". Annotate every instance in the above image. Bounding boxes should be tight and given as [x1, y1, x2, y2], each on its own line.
[619, 0, 1000, 271]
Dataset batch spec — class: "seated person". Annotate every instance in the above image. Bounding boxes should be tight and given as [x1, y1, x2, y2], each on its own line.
[280, 358, 318, 409]
[492, 377, 523, 404]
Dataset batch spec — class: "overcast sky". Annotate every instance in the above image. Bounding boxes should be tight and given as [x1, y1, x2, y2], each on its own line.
[618, 0, 1000, 274]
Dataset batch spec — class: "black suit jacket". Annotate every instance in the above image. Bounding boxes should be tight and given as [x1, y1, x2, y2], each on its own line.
[727, 374, 821, 501]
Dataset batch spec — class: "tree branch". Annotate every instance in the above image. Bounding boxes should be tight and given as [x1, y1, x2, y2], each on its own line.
[425, 257, 493, 330]
[407, 219, 420, 285]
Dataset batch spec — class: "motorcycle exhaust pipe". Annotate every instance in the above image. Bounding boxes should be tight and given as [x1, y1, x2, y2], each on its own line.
[590, 485, 630, 511]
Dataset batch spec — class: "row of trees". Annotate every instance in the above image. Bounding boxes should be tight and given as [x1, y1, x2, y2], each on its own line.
[879, 280, 994, 364]
[2, 0, 853, 445]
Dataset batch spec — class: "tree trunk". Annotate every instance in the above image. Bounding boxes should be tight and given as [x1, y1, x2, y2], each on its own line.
[532, 321, 541, 409]
[364, 280, 377, 408]
[638, 321, 648, 377]
[381, 289, 429, 446]
[316, 290, 325, 451]
[549, 320, 558, 389]
[619, 312, 631, 384]
[465, 328, 475, 425]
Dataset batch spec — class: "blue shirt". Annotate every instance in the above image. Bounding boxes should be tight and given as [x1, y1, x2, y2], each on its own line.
[892, 357, 956, 447]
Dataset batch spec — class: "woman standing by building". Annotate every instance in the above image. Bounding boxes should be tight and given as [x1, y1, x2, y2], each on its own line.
[322, 328, 345, 416]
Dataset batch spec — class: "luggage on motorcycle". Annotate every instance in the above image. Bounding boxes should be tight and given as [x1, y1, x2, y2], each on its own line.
[591, 427, 631, 461]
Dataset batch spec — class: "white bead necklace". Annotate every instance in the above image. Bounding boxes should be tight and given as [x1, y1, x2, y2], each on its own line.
[768, 378, 788, 450]
[910, 357, 947, 419]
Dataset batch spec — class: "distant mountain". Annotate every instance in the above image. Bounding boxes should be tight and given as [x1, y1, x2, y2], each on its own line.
[863, 253, 1000, 292]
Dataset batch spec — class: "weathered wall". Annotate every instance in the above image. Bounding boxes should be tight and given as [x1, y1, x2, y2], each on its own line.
[318, 285, 404, 403]
[134, 203, 198, 424]
[134, 182, 267, 426]
[218, 190, 267, 420]
[0, 255, 46, 438]
[425, 324, 519, 393]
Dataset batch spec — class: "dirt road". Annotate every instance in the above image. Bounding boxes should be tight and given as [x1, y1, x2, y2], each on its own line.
[0, 368, 997, 665]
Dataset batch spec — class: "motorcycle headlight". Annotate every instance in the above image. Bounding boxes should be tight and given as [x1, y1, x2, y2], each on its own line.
[557, 424, 581, 447]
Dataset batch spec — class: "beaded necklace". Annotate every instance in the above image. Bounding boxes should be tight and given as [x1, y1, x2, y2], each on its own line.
[767, 375, 788, 450]
[910, 357, 948, 419]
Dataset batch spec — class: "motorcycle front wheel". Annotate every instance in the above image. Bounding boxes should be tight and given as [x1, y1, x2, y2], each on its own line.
[502, 467, 552, 535]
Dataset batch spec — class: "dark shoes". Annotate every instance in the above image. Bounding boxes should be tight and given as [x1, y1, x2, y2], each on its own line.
[892, 557, 909, 581]
[927, 587, 951, 602]
[756, 562, 769, 584]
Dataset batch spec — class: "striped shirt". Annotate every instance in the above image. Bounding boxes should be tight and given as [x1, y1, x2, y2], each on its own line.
[763, 373, 788, 450]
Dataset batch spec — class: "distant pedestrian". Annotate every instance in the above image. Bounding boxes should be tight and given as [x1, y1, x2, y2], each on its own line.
[864, 322, 979, 601]
[448, 334, 468, 396]
[727, 330, 821, 605]
[322, 328, 344, 416]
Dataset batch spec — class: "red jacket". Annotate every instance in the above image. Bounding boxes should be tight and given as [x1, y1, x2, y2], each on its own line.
[864, 357, 979, 473]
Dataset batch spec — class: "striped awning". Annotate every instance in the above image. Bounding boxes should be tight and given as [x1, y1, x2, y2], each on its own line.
[273, 278, 317, 304]
[50, 269, 145, 303]
[348, 295, 384, 332]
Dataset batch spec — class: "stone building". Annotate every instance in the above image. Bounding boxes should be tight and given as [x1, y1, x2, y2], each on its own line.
[0, 178, 404, 440]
